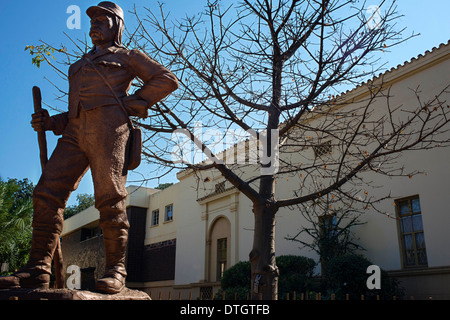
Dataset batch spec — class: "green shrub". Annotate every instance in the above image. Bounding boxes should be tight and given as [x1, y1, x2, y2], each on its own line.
[221, 261, 251, 290]
[216, 255, 317, 299]
[323, 254, 404, 300]
[276, 255, 317, 298]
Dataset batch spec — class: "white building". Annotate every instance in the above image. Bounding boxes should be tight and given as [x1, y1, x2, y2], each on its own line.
[61, 41, 450, 299]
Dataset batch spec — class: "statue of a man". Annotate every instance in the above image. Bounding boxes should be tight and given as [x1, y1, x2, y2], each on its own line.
[0, 2, 178, 294]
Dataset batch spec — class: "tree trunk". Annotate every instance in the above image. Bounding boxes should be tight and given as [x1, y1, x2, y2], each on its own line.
[249, 202, 279, 300]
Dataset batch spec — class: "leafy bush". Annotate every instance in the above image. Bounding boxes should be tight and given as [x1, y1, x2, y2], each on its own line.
[216, 255, 317, 299]
[276, 255, 317, 298]
[323, 254, 404, 300]
[215, 261, 251, 300]
[0, 178, 34, 274]
[221, 261, 251, 290]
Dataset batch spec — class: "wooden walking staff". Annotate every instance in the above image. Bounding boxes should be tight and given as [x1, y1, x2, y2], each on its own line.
[32, 86, 64, 289]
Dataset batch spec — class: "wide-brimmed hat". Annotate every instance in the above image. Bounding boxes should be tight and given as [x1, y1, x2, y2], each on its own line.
[86, 1, 124, 21]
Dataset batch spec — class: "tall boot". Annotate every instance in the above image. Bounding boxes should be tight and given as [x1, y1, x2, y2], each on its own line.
[95, 227, 128, 294]
[0, 226, 59, 289]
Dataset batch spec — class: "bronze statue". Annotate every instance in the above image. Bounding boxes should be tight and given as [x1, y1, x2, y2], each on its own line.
[0, 2, 178, 294]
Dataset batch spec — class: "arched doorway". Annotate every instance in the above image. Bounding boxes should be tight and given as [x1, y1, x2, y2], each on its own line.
[208, 216, 231, 282]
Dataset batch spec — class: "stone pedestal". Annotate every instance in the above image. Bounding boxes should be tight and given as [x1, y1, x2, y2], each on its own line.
[0, 287, 151, 300]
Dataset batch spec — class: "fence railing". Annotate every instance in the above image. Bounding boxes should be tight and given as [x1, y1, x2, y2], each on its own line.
[148, 290, 428, 301]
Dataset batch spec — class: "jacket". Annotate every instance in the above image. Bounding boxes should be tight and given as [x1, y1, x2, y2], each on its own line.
[52, 45, 178, 135]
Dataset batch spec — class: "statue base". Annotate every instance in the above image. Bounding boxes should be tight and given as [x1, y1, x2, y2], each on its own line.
[0, 287, 151, 300]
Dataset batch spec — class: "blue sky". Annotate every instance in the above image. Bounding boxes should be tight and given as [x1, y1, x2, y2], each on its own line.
[0, 0, 449, 205]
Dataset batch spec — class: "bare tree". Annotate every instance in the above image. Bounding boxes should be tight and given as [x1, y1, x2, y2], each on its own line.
[29, 0, 450, 300]
[127, 0, 450, 299]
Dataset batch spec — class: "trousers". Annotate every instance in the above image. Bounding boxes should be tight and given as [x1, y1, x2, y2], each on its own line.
[33, 105, 131, 235]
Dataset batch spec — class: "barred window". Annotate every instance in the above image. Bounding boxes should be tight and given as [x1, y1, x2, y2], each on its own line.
[200, 286, 213, 300]
[215, 181, 226, 194]
[313, 141, 332, 158]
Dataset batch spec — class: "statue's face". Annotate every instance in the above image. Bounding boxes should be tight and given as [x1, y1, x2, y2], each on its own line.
[89, 13, 115, 47]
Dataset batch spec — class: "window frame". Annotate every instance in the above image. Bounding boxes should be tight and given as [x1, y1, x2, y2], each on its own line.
[164, 204, 174, 222]
[395, 195, 428, 269]
[216, 237, 228, 281]
[151, 209, 159, 226]
[80, 226, 100, 242]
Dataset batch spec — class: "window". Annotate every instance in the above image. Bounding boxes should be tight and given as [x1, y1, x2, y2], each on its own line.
[217, 238, 227, 281]
[80, 226, 100, 242]
[200, 286, 213, 300]
[318, 214, 338, 271]
[319, 214, 338, 238]
[165, 204, 173, 222]
[313, 140, 332, 158]
[151, 209, 159, 226]
[215, 181, 226, 194]
[395, 196, 428, 268]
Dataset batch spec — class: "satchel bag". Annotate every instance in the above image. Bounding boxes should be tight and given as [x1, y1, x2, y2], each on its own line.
[126, 126, 142, 170]
[84, 56, 142, 170]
